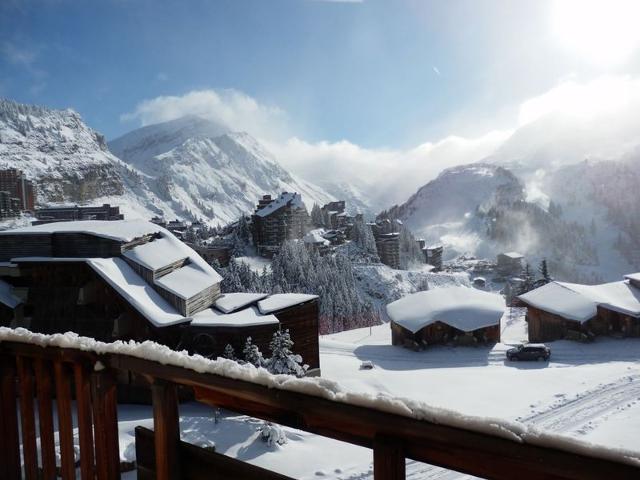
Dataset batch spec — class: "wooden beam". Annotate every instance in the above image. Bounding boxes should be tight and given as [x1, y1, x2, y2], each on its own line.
[374, 435, 405, 480]
[54, 361, 76, 480]
[91, 369, 121, 480]
[17, 356, 39, 480]
[74, 363, 95, 480]
[151, 380, 181, 480]
[0, 355, 21, 480]
[34, 358, 57, 480]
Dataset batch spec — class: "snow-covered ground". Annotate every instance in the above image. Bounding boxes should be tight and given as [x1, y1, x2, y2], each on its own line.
[106, 313, 640, 479]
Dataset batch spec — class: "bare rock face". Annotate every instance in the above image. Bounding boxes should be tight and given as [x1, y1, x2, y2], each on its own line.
[0, 98, 124, 203]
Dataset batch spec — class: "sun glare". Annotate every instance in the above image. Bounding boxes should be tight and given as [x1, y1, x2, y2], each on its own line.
[552, 0, 640, 67]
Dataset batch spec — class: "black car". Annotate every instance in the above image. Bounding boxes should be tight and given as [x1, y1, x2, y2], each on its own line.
[506, 344, 550, 361]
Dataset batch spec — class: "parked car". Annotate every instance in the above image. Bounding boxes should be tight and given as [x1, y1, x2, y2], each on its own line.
[506, 343, 551, 361]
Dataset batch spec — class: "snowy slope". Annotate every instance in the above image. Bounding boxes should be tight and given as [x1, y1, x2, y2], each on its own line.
[381, 163, 524, 257]
[109, 116, 335, 224]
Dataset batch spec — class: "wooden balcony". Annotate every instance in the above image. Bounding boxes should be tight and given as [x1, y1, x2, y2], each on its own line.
[0, 334, 638, 480]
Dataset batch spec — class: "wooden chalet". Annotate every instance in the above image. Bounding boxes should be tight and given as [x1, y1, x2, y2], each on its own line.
[0, 220, 320, 374]
[424, 244, 443, 271]
[251, 192, 310, 257]
[519, 275, 640, 342]
[387, 287, 504, 349]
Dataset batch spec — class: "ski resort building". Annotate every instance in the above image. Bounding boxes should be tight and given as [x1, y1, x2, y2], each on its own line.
[0, 168, 37, 216]
[0, 220, 320, 373]
[251, 192, 310, 257]
[497, 252, 524, 276]
[370, 220, 401, 269]
[518, 276, 640, 342]
[33, 203, 124, 225]
[387, 286, 504, 349]
[424, 244, 444, 271]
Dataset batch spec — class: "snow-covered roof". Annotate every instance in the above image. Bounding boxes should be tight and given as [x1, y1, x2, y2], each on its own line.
[500, 252, 524, 259]
[624, 273, 640, 282]
[191, 306, 279, 328]
[122, 237, 188, 271]
[154, 263, 220, 300]
[255, 192, 305, 218]
[214, 293, 269, 314]
[258, 293, 319, 314]
[518, 280, 640, 322]
[0, 279, 21, 308]
[0, 220, 162, 242]
[386, 287, 505, 334]
[87, 258, 189, 327]
[303, 229, 329, 245]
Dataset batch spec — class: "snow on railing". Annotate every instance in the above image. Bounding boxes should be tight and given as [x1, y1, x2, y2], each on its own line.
[1, 326, 640, 476]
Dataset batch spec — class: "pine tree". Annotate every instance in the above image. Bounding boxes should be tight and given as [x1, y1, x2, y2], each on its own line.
[265, 329, 307, 377]
[520, 263, 535, 294]
[310, 203, 324, 227]
[538, 259, 552, 284]
[243, 336, 265, 367]
[222, 343, 236, 361]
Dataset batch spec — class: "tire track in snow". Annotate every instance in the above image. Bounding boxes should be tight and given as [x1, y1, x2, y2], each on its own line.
[521, 374, 640, 433]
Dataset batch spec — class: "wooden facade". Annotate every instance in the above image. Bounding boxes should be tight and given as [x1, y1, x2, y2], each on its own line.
[391, 320, 500, 349]
[271, 298, 321, 371]
[527, 305, 640, 342]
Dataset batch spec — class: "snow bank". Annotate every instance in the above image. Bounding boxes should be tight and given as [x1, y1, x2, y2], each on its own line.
[1, 327, 639, 468]
[258, 294, 319, 314]
[387, 286, 505, 333]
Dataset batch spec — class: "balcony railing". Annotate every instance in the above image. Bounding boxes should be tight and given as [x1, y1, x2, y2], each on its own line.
[0, 333, 638, 480]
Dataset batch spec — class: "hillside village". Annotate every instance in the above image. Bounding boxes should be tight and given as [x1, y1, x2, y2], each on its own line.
[2, 96, 640, 479]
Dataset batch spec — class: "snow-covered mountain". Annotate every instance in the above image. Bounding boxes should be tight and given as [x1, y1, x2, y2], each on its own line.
[109, 116, 335, 224]
[381, 164, 524, 255]
[0, 98, 124, 202]
[0, 99, 335, 226]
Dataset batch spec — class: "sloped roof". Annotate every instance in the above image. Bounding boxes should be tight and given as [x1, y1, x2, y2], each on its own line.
[255, 192, 305, 218]
[191, 306, 279, 327]
[386, 286, 505, 333]
[214, 293, 269, 314]
[87, 258, 189, 327]
[258, 293, 319, 314]
[0, 220, 162, 242]
[154, 263, 219, 300]
[518, 279, 640, 322]
[122, 237, 188, 271]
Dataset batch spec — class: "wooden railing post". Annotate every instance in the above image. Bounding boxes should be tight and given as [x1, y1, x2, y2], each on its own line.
[151, 379, 181, 480]
[17, 356, 39, 480]
[34, 358, 57, 480]
[74, 363, 96, 480]
[0, 355, 21, 480]
[54, 361, 76, 480]
[374, 435, 406, 480]
[92, 368, 121, 480]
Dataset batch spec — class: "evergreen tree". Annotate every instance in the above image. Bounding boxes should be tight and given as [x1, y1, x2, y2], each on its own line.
[538, 259, 552, 284]
[265, 329, 307, 377]
[243, 336, 265, 367]
[310, 203, 324, 227]
[222, 343, 236, 361]
[520, 263, 535, 294]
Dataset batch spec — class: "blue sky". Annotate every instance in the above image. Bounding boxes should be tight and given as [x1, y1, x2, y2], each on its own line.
[3, 0, 632, 147]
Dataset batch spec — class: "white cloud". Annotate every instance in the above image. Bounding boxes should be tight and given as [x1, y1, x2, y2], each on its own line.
[121, 89, 291, 141]
[433, 66, 441, 76]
